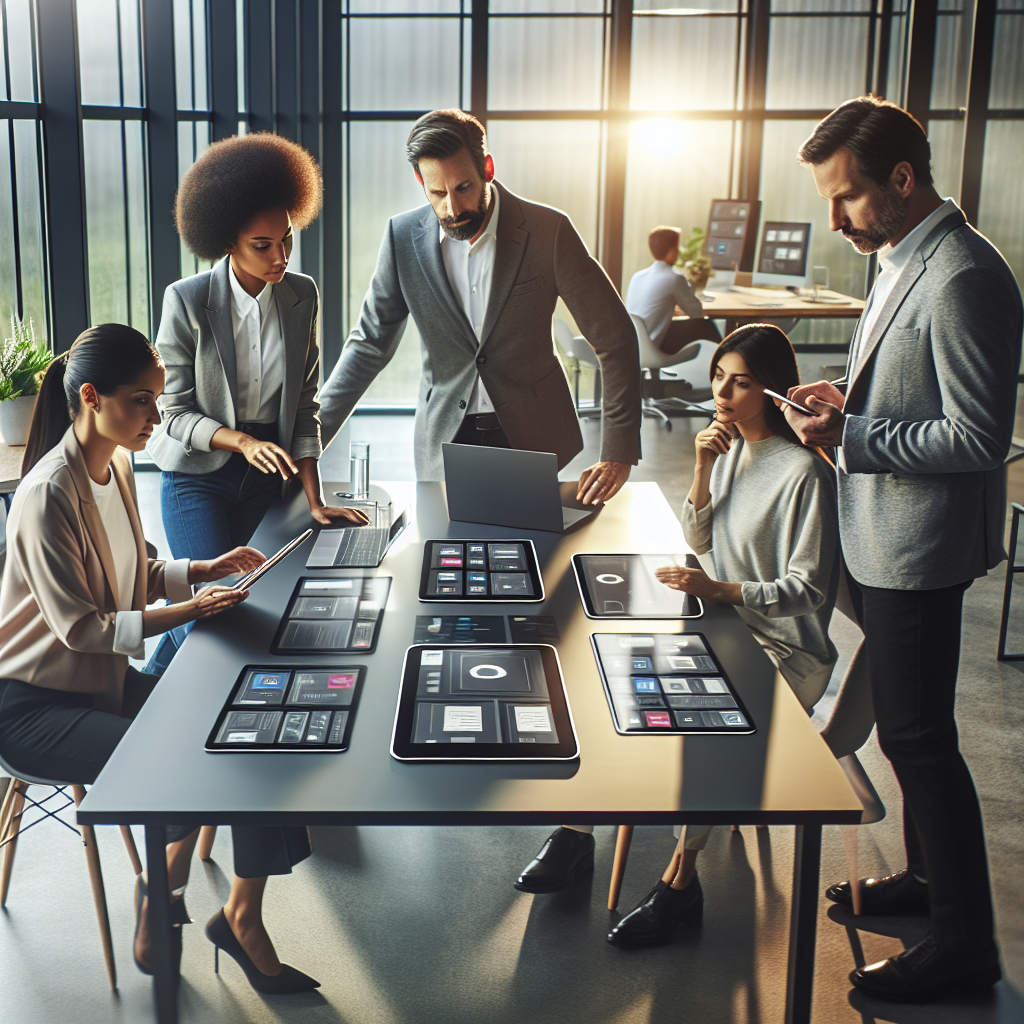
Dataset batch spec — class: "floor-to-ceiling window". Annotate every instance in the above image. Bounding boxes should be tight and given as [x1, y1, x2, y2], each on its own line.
[0, 0, 1019, 378]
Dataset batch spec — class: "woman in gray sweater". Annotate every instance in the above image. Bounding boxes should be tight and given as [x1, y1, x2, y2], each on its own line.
[609, 323, 841, 948]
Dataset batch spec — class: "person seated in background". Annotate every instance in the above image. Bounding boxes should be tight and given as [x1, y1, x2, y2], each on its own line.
[607, 323, 841, 948]
[0, 326, 320, 993]
[625, 225, 721, 356]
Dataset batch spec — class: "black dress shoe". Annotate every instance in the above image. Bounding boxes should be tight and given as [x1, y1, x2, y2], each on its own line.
[826, 869, 929, 916]
[607, 876, 704, 948]
[850, 936, 1000, 1002]
[514, 828, 595, 894]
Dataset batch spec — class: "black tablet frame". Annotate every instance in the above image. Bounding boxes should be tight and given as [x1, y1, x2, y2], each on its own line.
[590, 632, 756, 736]
[390, 644, 579, 762]
[572, 553, 704, 620]
[418, 540, 545, 603]
[270, 576, 391, 655]
[205, 664, 367, 753]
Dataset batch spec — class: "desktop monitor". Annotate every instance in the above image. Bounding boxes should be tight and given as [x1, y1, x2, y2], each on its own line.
[753, 221, 814, 287]
[705, 199, 760, 274]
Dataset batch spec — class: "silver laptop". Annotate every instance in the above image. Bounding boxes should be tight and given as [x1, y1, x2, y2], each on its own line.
[442, 443, 600, 533]
[306, 510, 407, 569]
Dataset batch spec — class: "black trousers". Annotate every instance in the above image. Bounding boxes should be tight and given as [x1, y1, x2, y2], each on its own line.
[658, 316, 721, 356]
[452, 412, 511, 450]
[0, 670, 310, 878]
[849, 577, 994, 949]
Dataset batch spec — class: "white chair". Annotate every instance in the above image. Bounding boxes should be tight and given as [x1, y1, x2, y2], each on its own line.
[630, 314, 717, 430]
[553, 318, 601, 418]
[0, 751, 144, 989]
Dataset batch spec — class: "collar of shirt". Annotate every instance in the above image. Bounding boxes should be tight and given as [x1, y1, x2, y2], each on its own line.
[876, 197, 959, 280]
[439, 183, 500, 251]
[229, 262, 275, 321]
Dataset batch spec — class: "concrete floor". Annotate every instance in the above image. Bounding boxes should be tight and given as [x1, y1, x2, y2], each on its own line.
[0, 412, 1022, 1024]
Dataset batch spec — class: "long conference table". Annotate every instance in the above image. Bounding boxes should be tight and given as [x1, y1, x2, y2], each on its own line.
[78, 479, 862, 1024]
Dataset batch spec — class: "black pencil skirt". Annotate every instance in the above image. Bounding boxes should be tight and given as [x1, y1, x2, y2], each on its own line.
[0, 669, 310, 878]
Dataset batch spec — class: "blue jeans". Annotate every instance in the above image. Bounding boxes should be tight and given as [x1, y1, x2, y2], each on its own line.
[146, 430, 282, 675]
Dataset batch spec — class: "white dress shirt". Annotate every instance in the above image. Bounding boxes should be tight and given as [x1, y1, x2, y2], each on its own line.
[440, 185, 500, 415]
[229, 265, 284, 424]
[840, 197, 959, 471]
[850, 198, 958, 375]
[91, 469, 142, 658]
[625, 260, 705, 345]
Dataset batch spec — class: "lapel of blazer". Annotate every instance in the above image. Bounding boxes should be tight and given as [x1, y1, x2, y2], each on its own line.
[272, 273, 308, 428]
[410, 207, 478, 355]
[204, 257, 239, 411]
[846, 209, 966, 401]
[61, 427, 121, 609]
[111, 450, 149, 611]
[480, 181, 528, 349]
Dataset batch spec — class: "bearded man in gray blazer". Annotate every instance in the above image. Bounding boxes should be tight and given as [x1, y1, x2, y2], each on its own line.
[785, 97, 1023, 1003]
[318, 109, 642, 505]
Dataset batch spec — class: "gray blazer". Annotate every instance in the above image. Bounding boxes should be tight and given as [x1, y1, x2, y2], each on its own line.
[147, 257, 323, 475]
[840, 207, 1024, 590]
[318, 181, 642, 480]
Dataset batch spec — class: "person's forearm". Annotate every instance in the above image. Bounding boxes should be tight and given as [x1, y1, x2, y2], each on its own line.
[143, 600, 196, 638]
[714, 582, 743, 605]
[211, 427, 247, 454]
[688, 463, 713, 511]
[296, 458, 324, 510]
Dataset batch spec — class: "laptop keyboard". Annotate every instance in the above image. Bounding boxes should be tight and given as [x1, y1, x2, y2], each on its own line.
[334, 527, 387, 567]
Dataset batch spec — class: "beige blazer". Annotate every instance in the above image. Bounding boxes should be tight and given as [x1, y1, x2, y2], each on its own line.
[0, 427, 191, 713]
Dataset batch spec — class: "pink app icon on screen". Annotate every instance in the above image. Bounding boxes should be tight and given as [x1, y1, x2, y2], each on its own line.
[328, 674, 355, 689]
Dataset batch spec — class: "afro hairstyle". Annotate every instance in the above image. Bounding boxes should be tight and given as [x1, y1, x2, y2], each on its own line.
[174, 133, 323, 260]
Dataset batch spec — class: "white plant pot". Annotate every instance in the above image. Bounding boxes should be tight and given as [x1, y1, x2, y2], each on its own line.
[0, 394, 37, 446]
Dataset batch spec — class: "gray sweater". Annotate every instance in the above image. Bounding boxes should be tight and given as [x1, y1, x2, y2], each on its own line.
[681, 435, 840, 670]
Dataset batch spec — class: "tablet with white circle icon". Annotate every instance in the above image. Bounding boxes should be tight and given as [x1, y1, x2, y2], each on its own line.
[390, 645, 579, 761]
[573, 554, 704, 619]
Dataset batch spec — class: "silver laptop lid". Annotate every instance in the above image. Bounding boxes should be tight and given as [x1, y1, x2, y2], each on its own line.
[442, 443, 565, 532]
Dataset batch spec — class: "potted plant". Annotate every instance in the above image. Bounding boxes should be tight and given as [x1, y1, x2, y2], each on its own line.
[676, 226, 714, 294]
[0, 316, 51, 446]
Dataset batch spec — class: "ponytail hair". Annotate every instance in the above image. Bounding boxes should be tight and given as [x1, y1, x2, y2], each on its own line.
[709, 323, 802, 446]
[22, 324, 160, 476]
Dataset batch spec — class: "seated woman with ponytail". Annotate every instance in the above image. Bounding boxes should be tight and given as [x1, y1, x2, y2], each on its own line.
[0, 325, 320, 993]
[607, 323, 843, 949]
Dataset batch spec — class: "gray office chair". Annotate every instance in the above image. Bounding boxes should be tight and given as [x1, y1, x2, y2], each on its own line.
[553, 318, 601, 418]
[0, 751, 143, 989]
[631, 314, 717, 429]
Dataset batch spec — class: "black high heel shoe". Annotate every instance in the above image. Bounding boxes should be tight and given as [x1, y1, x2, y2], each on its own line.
[133, 876, 189, 977]
[205, 909, 320, 994]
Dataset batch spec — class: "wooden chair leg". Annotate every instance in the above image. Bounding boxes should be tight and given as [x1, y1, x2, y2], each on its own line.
[841, 825, 862, 916]
[0, 775, 18, 842]
[0, 781, 26, 907]
[198, 825, 217, 860]
[120, 826, 143, 876]
[73, 786, 117, 990]
[608, 825, 634, 911]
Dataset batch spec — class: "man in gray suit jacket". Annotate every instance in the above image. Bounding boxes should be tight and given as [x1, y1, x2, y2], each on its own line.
[786, 98, 1023, 1003]
[318, 110, 642, 505]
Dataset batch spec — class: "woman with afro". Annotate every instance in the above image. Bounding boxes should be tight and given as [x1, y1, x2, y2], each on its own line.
[146, 133, 367, 670]
[149, 133, 367, 553]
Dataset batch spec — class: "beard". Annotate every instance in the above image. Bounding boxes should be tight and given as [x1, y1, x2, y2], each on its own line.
[439, 186, 490, 241]
[842, 182, 908, 253]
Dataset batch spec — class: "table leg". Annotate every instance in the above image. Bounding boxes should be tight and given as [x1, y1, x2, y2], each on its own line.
[145, 824, 178, 1024]
[785, 823, 822, 1024]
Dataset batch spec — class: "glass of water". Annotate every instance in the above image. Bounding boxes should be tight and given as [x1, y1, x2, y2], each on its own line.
[349, 442, 370, 500]
[811, 266, 830, 303]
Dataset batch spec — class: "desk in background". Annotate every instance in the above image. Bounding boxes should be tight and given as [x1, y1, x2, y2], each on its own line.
[79, 480, 861, 1024]
[682, 287, 864, 344]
